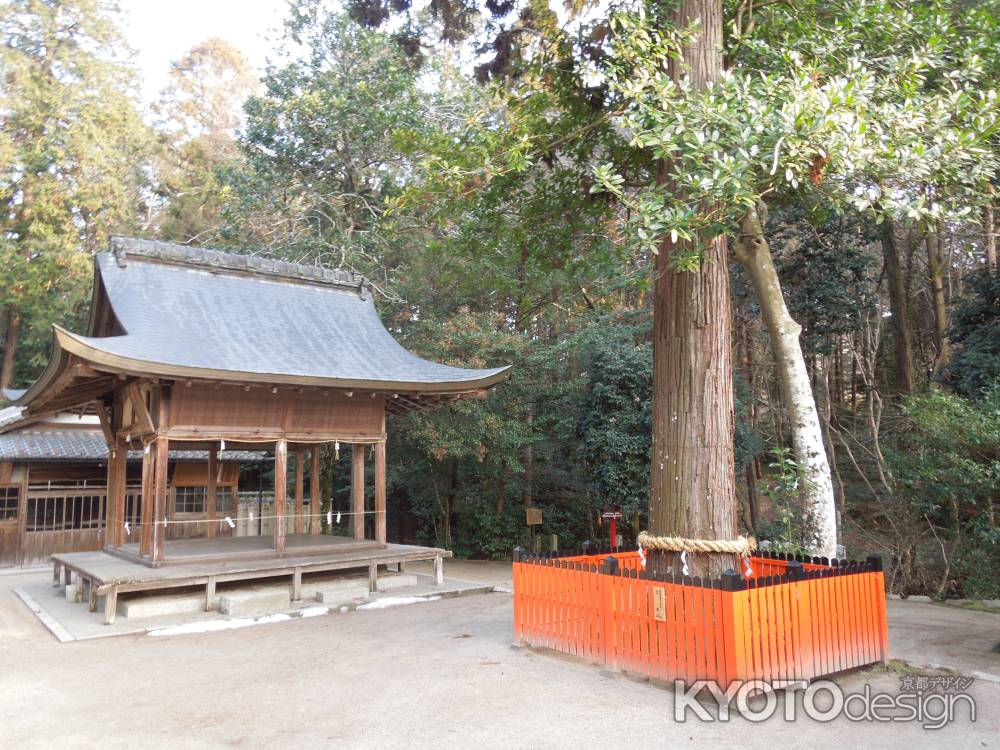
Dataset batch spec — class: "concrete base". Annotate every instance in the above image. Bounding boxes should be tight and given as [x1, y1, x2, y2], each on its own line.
[303, 572, 420, 602]
[302, 574, 368, 594]
[17, 573, 495, 642]
[376, 574, 419, 591]
[218, 588, 292, 616]
[120, 592, 206, 621]
[312, 586, 369, 604]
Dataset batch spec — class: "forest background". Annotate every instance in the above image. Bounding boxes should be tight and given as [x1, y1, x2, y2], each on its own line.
[2, 0, 998, 597]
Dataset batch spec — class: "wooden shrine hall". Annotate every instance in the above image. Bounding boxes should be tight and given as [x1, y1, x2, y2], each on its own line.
[15, 237, 510, 581]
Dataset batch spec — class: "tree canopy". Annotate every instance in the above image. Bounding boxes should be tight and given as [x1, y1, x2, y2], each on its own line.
[2, 0, 998, 596]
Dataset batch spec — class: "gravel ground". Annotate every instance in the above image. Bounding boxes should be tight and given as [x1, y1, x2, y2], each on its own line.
[0, 562, 997, 750]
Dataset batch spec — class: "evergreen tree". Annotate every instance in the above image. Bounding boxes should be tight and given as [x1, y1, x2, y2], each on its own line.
[0, 0, 154, 387]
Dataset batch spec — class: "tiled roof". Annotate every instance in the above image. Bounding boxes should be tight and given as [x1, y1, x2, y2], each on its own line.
[0, 429, 266, 462]
[0, 405, 24, 431]
[48, 238, 509, 391]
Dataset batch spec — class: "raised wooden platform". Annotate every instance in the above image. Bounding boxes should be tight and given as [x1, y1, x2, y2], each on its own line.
[52, 538, 453, 625]
[109, 533, 381, 567]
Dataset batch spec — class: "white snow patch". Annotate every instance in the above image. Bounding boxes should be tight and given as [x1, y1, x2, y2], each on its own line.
[356, 595, 441, 611]
[299, 606, 329, 618]
[148, 612, 291, 637]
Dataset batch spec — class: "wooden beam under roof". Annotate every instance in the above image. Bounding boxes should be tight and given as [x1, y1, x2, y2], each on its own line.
[96, 401, 115, 447]
[123, 382, 155, 437]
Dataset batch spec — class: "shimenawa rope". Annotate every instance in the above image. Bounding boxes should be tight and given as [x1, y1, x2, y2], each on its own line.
[636, 531, 757, 556]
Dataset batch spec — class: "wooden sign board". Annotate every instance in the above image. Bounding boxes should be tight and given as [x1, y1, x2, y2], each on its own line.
[653, 587, 667, 622]
[525, 507, 543, 526]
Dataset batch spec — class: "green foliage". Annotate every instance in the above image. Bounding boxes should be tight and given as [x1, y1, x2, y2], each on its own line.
[946, 270, 1000, 399]
[756, 447, 817, 555]
[896, 387, 1000, 533]
[575, 336, 652, 520]
[733, 371, 765, 471]
[3, 0, 996, 592]
[595, 0, 999, 262]
[770, 206, 881, 356]
[152, 38, 259, 245]
[218, 6, 427, 281]
[0, 0, 156, 383]
[388, 32, 644, 331]
[885, 385, 1000, 597]
[386, 310, 655, 555]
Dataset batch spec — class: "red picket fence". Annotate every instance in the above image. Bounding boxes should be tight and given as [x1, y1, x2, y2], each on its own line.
[513, 550, 888, 686]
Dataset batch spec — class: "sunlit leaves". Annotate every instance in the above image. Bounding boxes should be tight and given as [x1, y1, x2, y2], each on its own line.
[592, 1, 999, 266]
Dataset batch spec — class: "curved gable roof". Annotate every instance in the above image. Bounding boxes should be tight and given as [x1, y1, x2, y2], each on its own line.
[18, 238, 510, 410]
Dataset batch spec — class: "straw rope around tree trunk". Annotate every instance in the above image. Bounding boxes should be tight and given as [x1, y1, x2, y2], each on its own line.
[637, 531, 757, 556]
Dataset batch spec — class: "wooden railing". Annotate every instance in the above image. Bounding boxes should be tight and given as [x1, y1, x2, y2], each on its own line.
[20, 485, 142, 565]
[513, 550, 888, 686]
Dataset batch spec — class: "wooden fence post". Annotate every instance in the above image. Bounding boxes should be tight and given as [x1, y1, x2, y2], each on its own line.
[601, 555, 619, 670]
[868, 555, 889, 664]
[512, 546, 527, 640]
[719, 569, 749, 688]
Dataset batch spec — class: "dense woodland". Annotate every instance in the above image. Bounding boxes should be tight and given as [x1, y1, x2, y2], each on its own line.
[1, 0, 998, 596]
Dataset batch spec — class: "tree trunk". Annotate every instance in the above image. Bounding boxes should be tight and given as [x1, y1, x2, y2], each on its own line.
[745, 462, 760, 531]
[0, 312, 21, 391]
[880, 218, 917, 393]
[514, 243, 529, 331]
[736, 295, 761, 532]
[926, 226, 950, 373]
[442, 462, 456, 549]
[496, 464, 506, 515]
[984, 189, 997, 274]
[733, 206, 838, 557]
[817, 354, 846, 517]
[648, 0, 737, 580]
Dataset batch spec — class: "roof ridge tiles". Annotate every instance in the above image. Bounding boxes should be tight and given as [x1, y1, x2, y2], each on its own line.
[108, 236, 370, 294]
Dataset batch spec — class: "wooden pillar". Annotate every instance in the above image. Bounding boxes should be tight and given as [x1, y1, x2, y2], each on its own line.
[205, 576, 217, 612]
[116, 434, 128, 545]
[206, 444, 218, 540]
[104, 458, 115, 548]
[375, 440, 386, 545]
[274, 439, 287, 554]
[310, 445, 321, 536]
[107, 432, 127, 548]
[151, 437, 169, 564]
[139, 445, 154, 556]
[294, 447, 305, 535]
[15, 465, 28, 566]
[104, 584, 118, 625]
[352, 444, 365, 540]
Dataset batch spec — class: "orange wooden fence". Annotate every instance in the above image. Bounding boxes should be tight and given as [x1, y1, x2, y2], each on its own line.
[513, 550, 888, 686]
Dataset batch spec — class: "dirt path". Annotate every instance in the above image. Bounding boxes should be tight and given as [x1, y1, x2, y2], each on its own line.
[0, 565, 996, 749]
[888, 599, 1000, 680]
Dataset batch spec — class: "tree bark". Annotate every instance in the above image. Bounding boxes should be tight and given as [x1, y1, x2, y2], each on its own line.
[926, 225, 950, 373]
[442, 461, 457, 549]
[733, 206, 838, 557]
[0, 312, 21, 391]
[880, 217, 917, 393]
[736, 296, 761, 532]
[984, 188, 997, 274]
[648, 0, 738, 579]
